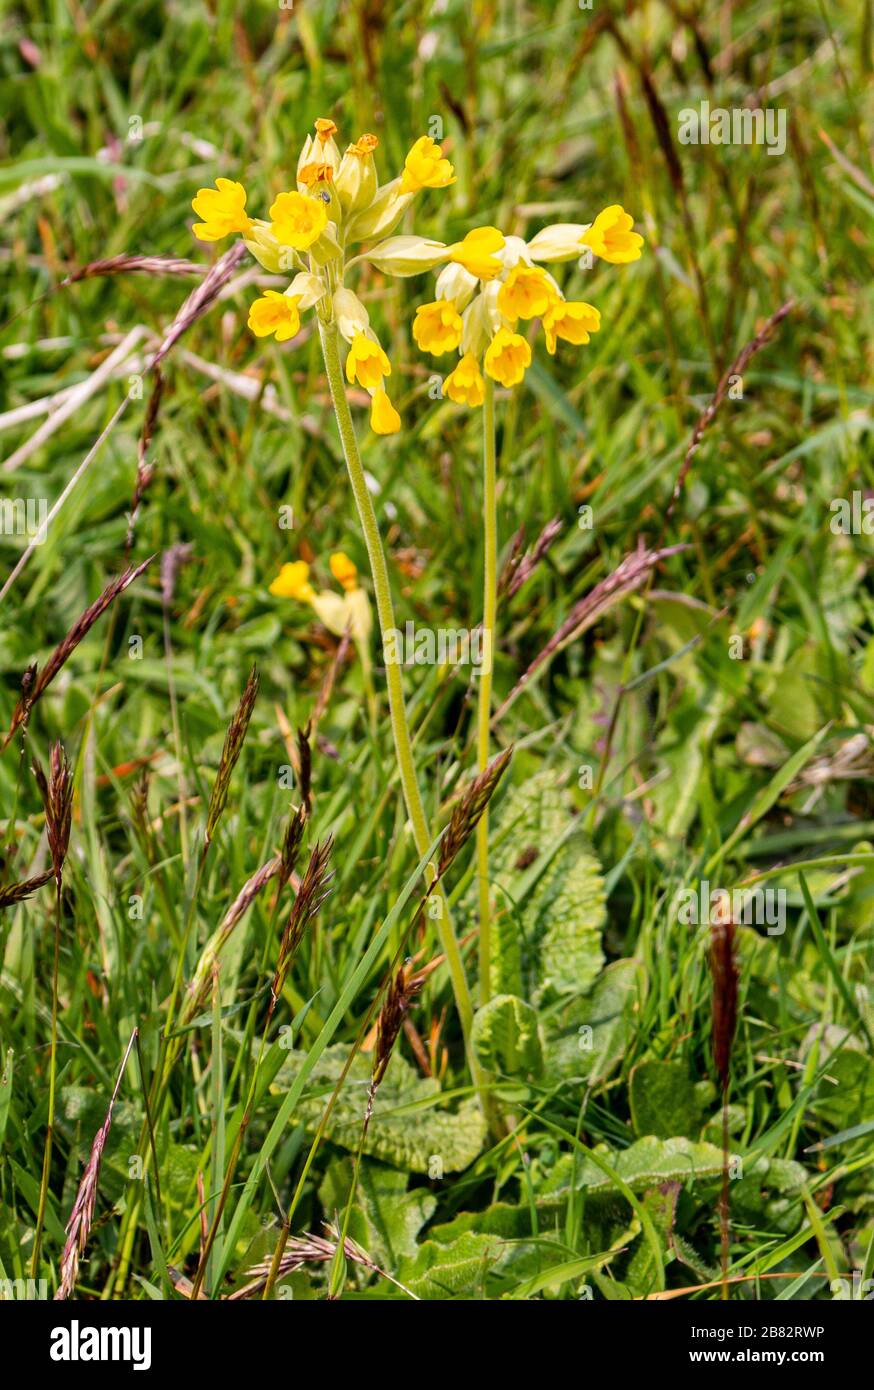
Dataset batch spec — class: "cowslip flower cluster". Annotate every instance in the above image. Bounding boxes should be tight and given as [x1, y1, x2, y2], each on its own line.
[403, 206, 644, 405]
[193, 120, 477, 434]
[269, 551, 372, 648]
[191, 121, 643, 428]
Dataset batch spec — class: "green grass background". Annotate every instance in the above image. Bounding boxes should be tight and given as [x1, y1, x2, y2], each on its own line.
[1, 0, 873, 1300]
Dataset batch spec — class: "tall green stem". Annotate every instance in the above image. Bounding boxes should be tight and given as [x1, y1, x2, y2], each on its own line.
[477, 377, 497, 1007]
[317, 318, 479, 1074]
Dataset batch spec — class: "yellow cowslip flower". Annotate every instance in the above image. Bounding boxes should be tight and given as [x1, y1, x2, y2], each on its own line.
[413, 300, 463, 355]
[497, 264, 558, 323]
[484, 328, 532, 388]
[400, 135, 456, 194]
[370, 388, 401, 435]
[410, 206, 642, 408]
[448, 226, 505, 280]
[270, 553, 372, 646]
[329, 551, 358, 591]
[268, 190, 328, 250]
[269, 560, 314, 600]
[191, 119, 485, 433]
[192, 179, 252, 241]
[579, 205, 644, 264]
[443, 353, 485, 407]
[247, 291, 301, 342]
[345, 333, 391, 389]
[542, 301, 601, 355]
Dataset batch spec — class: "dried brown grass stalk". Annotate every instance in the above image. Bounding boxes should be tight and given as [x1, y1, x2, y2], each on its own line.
[204, 664, 260, 849]
[32, 742, 73, 893]
[665, 300, 796, 528]
[0, 869, 53, 908]
[373, 961, 423, 1092]
[183, 854, 282, 1026]
[270, 838, 334, 1015]
[227, 1225, 416, 1300]
[493, 543, 687, 723]
[150, 241, 247, 369]
[3, 556, 154, 750]
[438, 747, 513, 875]
[499, 518, 563, 600]
[55, 1028, 138, 1299]
[61, 255, 204, 286]
[125, 368, 164, 557]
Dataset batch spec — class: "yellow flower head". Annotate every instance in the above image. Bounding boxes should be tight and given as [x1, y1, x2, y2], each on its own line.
[314, 118, 339, 143]
[449, 227, 505, 281]
[542, 300, 601, 355]
[192, 179, 252, 241]
[443, 353, 485, 408]
[269, 560, 314, 601]
[580, 205, 644, 264]
[484, 327, 532, 388]
[413, 300, 464, 355]
[370, 388, 401, 435]
[269, 190, 328, 249]
[329, 551, 358, 592]
[345, 333, 391, 389]
[497, 265, 558, 323]
[400, 136, 456, 194]
[247, 292, 301, 343]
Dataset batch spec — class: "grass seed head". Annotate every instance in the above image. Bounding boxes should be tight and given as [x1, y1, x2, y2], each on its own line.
[205, 663, 260, 849]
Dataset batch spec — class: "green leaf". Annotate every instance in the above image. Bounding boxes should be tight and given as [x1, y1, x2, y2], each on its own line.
[0, 1049, 13, 1149]
[272, 1044, 487, 1174]
[471, 994, 544, 1078]
[503, 1248, 616, 1300]
[543, 957, 640, 1083]
[536, 1136, 726, 1209]
[397, 1231, 502, 1298]
[484, 771, 605, 998]
[629, 1060, 705, 1139]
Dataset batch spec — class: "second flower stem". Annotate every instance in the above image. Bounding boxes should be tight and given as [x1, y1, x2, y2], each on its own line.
[318, 318, 479, 1073]
[477, 377, 497, 1007]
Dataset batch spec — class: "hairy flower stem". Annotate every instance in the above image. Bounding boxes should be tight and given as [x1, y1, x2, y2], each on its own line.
[318, 319, 479, 1079]
[477, 377, 497, 1008]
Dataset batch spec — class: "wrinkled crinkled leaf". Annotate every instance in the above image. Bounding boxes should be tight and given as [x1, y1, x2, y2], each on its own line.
[536, 1136, 726, 1209]
[543, 957, 641, 1083]
[471, 993, 544, 1078]
[480, 771, 605, 999]
[397, 1230, 502, 1298]
[271, 1043, 486, 1174]
[629, 1060, 706, 1139]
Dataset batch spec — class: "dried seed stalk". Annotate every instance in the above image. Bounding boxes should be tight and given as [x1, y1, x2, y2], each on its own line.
[205, 664, 260, 849]
[3, 556, 154, 750]
[439, 747, 513, 875]
[55, 1029, 138, 1299]
[270, 838, 333, 1014]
